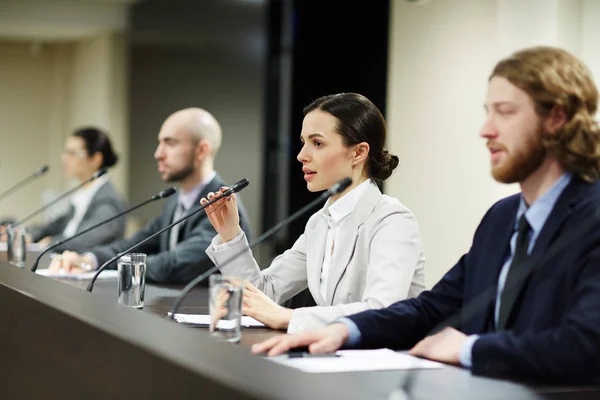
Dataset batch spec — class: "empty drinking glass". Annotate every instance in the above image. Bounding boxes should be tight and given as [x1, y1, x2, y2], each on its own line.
[117, 253, 146, 309]
[7, 226, 27, 268]
[209, 275, 245, 343]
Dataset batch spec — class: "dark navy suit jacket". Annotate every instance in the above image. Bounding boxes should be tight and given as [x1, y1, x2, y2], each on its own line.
[348, 177, 600, 383]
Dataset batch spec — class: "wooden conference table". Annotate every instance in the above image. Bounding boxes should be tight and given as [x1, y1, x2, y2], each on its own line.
[1, 260, 599, 400]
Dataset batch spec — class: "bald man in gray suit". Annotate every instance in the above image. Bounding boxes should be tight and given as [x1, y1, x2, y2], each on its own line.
[49, 108, 252, 284]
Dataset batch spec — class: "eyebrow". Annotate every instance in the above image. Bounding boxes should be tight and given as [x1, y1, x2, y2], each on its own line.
[300, 133, 326, 141]
[484, 101, 515, 111]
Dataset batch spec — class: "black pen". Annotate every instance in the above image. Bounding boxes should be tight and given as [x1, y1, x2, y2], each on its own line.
[287, 352, 340, 358]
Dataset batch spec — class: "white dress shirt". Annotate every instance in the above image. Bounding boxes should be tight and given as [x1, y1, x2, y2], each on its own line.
[62, 174, 109, 237]
[319, 178, 372, 301]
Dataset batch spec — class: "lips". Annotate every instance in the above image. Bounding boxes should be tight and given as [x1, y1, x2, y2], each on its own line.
[302, 167, 317, 181]
[488, 147, 504, 163]
[487, 141, 506, 163]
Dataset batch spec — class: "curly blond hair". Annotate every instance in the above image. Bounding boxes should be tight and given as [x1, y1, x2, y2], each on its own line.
[491, 46, 600, 182]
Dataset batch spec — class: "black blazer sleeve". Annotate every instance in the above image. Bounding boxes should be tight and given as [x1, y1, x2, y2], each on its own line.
[471, 247, 600, 383]
[346, 207, 497, 350]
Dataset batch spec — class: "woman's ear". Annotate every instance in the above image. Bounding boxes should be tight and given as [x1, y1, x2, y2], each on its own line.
[352, 142, 370, 166]
[90, 152, 104, 170]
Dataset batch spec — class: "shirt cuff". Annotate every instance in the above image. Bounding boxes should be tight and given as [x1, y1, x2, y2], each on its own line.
[83, 252, 99, 270]
[210, 231, 245, 251]
[336, 318, 362, 348]
[459, 334, 479, 369]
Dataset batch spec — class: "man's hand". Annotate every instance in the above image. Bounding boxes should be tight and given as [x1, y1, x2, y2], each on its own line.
[409, 327, 467, 365]
[251, 323, 350, 357]
[48, 251, 93, 274]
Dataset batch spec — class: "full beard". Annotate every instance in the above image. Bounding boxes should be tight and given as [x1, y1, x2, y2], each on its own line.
[164, 164, 195, 183]
[491, 134, 547, 184]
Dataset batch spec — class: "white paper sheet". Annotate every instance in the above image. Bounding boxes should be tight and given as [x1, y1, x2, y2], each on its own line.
[36, 268, 119, 281]
[171, 313, 265, 328]
[0, 242, 43, 252]
[267, 349, 443, 373]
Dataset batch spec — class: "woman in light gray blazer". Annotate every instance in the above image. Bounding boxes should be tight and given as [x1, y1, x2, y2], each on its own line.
[28, 127, 126, 253]
[202, 93, 425, 333]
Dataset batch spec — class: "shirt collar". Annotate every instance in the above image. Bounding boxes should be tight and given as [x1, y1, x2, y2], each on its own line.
[178, 171, 216, 210]
[323, 178, 373, 225]
[71, 174, 109, 205]
[515, 172, 572, 234]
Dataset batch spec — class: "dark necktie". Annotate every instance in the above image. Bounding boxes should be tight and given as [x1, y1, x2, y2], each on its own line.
[497, 215, 532, 330]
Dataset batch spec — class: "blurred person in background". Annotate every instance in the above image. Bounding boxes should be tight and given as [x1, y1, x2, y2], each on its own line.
[49, 108, 253, 284]
[26, 127, 126, 252]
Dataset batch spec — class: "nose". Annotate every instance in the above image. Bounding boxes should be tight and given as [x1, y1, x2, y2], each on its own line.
[479, 114, 497, 139]
[297, 143, 310, 163]
[154, 143, 164, 160]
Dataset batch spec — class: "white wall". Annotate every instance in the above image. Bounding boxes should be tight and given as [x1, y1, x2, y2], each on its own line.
[386, 0, 600, 287]
[69, 34, 129, 199]
[0, 0, 131, 228]
[0, 41, 58, 222]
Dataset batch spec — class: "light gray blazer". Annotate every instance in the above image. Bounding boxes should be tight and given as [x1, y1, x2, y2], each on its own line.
[206, 183, 426, 333]
[28, 180, 126, 253]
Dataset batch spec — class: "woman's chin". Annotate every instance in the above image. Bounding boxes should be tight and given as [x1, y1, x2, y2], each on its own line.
[306, 182, 327, 192]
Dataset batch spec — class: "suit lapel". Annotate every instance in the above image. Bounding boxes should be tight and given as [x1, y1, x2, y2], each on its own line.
[183, 175, 223, 236]
[325, 183, 381, 305]
[166, 174, 225, 245]
[473, 201, 517, 333]
[160, 196, 178, 251]
[503, 178, 587, 328]
[75, 180, 109, 231]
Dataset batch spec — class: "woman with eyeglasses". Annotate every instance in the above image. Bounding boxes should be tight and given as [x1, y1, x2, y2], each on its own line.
[27, 127, 126, 252]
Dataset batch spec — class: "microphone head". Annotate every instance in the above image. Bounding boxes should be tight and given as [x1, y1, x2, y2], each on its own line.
[327, 177, 352, 195]
[93, 168, 108, 179]
[153, 187, 177, 200]
[230, 178, 250, 194]
[36, 165, 50, 177]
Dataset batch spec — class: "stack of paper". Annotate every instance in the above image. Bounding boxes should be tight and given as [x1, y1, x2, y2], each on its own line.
[171, 313, 265, 328]
[267, 349, 443, 373]
[36, 269, 119, 281]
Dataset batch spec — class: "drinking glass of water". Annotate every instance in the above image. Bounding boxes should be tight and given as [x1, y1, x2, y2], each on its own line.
[7, 226, 27, 268]
[209, 275, 244, 343]
[117, 253, 146, 309]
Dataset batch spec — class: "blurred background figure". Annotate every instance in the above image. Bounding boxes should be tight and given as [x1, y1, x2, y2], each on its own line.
[27, 127, 126, 252]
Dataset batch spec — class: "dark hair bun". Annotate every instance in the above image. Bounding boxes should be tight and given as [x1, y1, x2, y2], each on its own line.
[370, 150, 399, 182]
[72, 127, 118, 169]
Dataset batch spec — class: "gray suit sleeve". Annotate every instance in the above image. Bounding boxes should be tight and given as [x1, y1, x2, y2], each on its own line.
[144, 217, 219, 284]
[50, 201, 126, 253]
[28, 213, 71, 243]
[90, 217, 163, 268]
